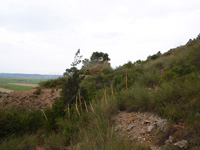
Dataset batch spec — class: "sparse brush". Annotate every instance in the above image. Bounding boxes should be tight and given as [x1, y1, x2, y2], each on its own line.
[118, 84, 153, 111]
[74, 95, 150, 150]
[34, 87, 42, 95]
[51, 88, 55, 94]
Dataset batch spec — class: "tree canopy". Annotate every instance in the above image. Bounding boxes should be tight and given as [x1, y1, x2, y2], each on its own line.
[90, 52, 110, 63]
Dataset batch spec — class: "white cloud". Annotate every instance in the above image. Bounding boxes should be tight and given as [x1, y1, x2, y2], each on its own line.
[0, 0, 200, 74]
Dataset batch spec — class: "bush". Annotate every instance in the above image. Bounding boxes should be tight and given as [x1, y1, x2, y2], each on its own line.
[136, 71, 160, 88]
[39, 77, 65, 88]
[0, 134, 38, 150]
[118, 85, 153, 111]
[0, 108, 44, 138]
[34, 87, 42, 95]
[44, 133, 68, 150]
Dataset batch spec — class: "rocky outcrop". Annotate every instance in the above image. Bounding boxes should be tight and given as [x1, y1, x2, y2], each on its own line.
[113, 111, 188, 150]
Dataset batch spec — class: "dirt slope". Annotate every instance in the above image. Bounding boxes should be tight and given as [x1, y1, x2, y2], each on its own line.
[0, 89, 61, 109]
[0, 87, 13, 93]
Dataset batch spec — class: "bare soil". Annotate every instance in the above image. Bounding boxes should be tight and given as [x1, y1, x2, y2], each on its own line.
[0, 88, 61, 109]
[8, 83, 38, 87]
[0, 87, 13, 93]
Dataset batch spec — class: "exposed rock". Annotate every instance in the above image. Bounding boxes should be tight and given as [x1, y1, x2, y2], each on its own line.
[126, 120, 131, 124]
[113, 111, 189, 150]
[165, 136, 174, 144]
[113, 111, 162, 150]
[127, 124, 135, 131]
[147, 125, 155, 133]
[156, 119, 168, 129]
[143, 120, 151, 124]
[140, 130, 146, 135]
[174, 140, 188, 149]
[115, 124, 123, 132]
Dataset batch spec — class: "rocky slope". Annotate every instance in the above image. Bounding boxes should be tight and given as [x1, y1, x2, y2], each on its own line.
[113, 111, 189, 150]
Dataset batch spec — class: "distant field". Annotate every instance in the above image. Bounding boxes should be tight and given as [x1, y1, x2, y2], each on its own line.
[0, 77, 47, 92]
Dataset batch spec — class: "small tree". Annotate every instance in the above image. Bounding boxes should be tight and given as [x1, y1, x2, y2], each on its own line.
[64, 49, 82, 77]
[62, 49, 83, 104]
[82, 58, 90, 68]
[53, 49, 83, 117]
[90, 52, 110, 63]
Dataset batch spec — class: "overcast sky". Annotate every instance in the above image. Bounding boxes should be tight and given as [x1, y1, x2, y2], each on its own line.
[0, 0, 200, 75]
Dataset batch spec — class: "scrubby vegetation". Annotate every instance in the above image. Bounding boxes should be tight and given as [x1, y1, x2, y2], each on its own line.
[0, 34, 200, 149]
[0, 91, 7, 98]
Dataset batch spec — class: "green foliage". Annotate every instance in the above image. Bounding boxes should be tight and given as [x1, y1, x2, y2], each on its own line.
[34, 87, 42, 95]
[51, 98, 65, 118]
[161, 144, 177, 150]
[0, 108, 44, 138]
[1, 37, 200, 149]
[90, 51, 110, 62]
[61, 71, 80, 105]
[43, 108, 57, 131]
[39, 77, 65, 88]
[0, 83, 34, 91]
[0, 134, 38, 150]
[0, 77, 42, 84]
[44, 133, 68, 150]
[76, 96, 150, 150]
[147, 51, 162, 61]
[82, 58, 90, 68]
[112, 66, 139, 91]
[0, 78, 43, 91]
[123, 61, 134, 68]
[117, 85, 152, 111]
[71, 49, 83, 67]
[134, 59, 144, 66]
[136, 70, 160, 87]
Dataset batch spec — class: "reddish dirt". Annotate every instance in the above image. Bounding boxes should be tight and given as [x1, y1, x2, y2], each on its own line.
[0, 87, 14, 93]
[0, 88, 61, 109]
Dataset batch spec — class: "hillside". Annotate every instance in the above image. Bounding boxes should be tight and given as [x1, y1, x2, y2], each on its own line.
[0, 35, 200, 150]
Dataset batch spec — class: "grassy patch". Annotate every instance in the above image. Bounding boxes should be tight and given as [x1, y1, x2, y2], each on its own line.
[0, 83, 34, 91]
[0, 77, 45, 91]
[0, 78, 43, 84]
[0, 134, 38, 150]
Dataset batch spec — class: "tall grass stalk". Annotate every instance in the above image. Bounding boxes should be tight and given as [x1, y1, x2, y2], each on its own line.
[75, 96, 80, 117]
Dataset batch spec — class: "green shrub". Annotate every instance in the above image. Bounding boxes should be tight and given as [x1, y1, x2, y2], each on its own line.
[43, 108, 57, 132]
[34, 87, 42, 95]
[0, 134, 38, 150]
[44, 133, 68, 150]
[39, 77, 65, 88]
[55, 118, 79, 146]
[0, 108, 44, 138]
[118, 85, 152, 111]
[136, 71, 160, 88]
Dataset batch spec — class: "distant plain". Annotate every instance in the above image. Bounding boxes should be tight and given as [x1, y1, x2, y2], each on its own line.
[0, 78, 45, 92]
